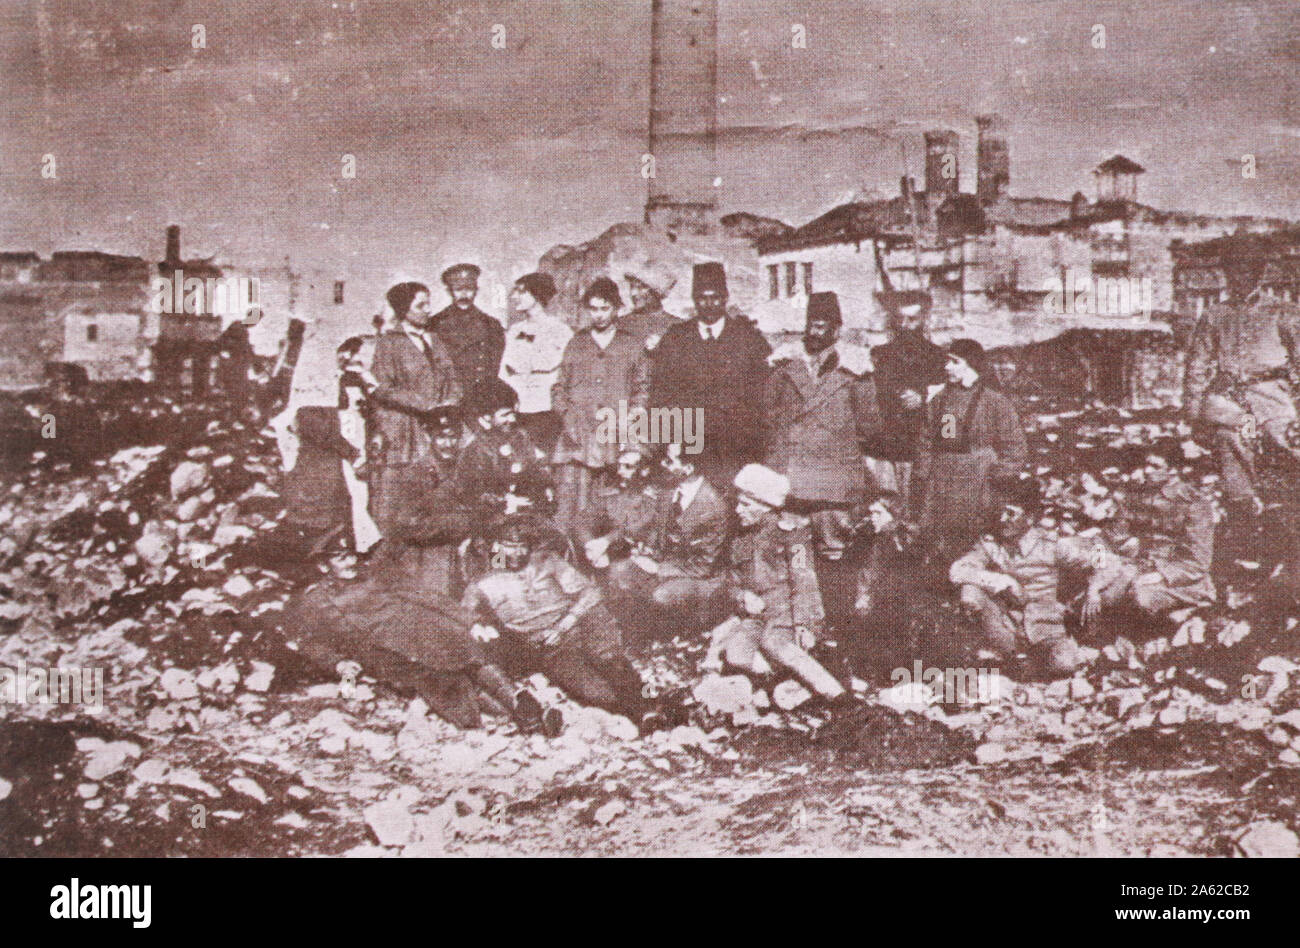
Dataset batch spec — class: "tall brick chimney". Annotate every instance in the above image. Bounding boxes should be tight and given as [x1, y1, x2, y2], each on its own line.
[645, 0, 718, 234]
[165, 224, 181, 266]
[924, 129, 960, 200]
[975, 114, 1010, 205]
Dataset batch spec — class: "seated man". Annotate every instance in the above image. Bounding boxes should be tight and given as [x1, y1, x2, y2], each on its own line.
[454, 379, 555, 523]
[577, 448, 662, 568]
[461, 515, 661, 733]
[949, 483, 1121, 678]
[1087, 455, 1217, 618]
[851, 491, 926, 673]
[704, 464, 848, 703]
[605, 442, 731, 632]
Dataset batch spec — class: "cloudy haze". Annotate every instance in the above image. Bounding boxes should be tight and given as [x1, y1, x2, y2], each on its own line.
[3, 0, 1299, 306]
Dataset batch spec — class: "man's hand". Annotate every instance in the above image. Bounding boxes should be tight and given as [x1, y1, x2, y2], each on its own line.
[1082, 589, 1102, 626]
[742, 591, 765, 615]
[470, 623, 499, 643]
[899, 389, 923, 410]
[991, 575, 1023, 601]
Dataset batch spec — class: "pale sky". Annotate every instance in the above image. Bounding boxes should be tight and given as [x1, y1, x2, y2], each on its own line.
[3, 0, 1298, 299]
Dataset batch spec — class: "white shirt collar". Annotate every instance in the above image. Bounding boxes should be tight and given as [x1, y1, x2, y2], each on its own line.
[591, 325, 617, 349]
[698, 319, 725, 341]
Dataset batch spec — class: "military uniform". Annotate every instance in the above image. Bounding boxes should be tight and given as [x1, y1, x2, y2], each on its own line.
[1097, 477, 1217, 614]
[1185, 297, 1300, 506]
[949, 527, 1119, 674]
[433, 303, 505, 393]
[460, 551, 647, 718]
[707, 510, 845, 699]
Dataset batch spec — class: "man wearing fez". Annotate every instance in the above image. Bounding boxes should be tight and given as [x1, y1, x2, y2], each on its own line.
[433, 263, 506, 393]
[764, 290, 882, 627]
[359, 281, 462, 540]
[648, 262, 772, 489]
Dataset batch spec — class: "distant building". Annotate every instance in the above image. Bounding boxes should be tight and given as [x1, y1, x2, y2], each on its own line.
[755, 116, 1292, 344]
[0, 225, 260, 392]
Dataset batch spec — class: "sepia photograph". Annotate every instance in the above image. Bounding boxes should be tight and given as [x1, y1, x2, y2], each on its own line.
[1, 0, 1298, 906]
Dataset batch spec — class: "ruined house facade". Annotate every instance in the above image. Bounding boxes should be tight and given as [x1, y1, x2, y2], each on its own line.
[0, 226, 266, 393]
[755, 117, 1292, 347]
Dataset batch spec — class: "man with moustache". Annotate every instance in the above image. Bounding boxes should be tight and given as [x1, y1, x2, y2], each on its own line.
[648, 262, 772, 489]
[763, 291, 883, 628]
[433, 263, 506, 393]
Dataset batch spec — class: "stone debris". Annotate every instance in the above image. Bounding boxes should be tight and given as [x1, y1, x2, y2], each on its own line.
[79, 739, 142, 780]
[1234, 821, 1300, 859]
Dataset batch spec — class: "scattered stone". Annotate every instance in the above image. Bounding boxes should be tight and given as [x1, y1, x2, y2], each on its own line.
[229, 777, 269, 804]
[975, 743, 1007, 764]
[76, 783, 99, 799]
[159, 668, 199, 701]
[223, 575, 254, 598]
[244, 661, 275, 693]
[166, 767, 221, 798]
[364, 791, 419, 847]
[169, 461, 209, 500]
[0, 778, 9, 801]
[1235, 821, 1300, 859]
[132, 759, 170, 784]
[772, 680, 813, 711]
[1069, 678, 1095, 700]
[593, 799, 627, 826]
[1157, 705, 1188, 726]
[83, 741, 142, 780]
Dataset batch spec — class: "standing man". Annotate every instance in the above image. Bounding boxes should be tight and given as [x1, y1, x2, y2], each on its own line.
[867, 290, 948, 511]
[551, 277, 650, 531]
[620, 264, 678, 350]
[915, 339, 1028, 560]
[1184, 295, 1300, 517]
[764, 291, 883, 627]
[362, 281, 462, 540]
[649, 262, 772, 489]
[500, 271, 572, 454]
[433, 263, 506, 393]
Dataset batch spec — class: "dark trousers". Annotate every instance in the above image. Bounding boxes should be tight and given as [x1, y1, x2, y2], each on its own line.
[518, 411, 560, 455]
[496, 607, 646, 719]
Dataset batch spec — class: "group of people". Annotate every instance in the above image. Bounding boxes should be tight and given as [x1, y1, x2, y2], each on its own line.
[278, 257, 1246, 735]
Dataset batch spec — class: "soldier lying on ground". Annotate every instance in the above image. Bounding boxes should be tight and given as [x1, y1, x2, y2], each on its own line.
[283, 549, 545, 733]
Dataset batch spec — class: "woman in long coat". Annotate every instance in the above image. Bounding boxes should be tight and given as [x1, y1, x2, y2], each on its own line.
[915, 339, 1028, 560]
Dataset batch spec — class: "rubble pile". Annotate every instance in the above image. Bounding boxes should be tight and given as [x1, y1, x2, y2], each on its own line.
[2, 394, 1300, 856]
